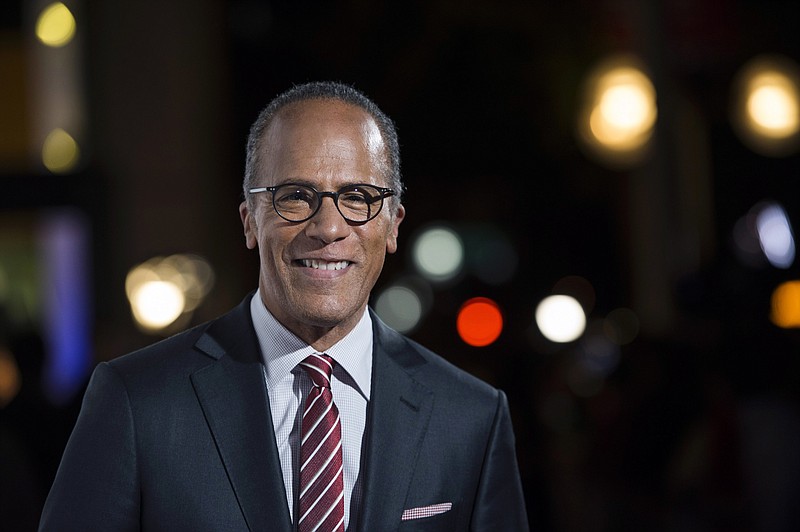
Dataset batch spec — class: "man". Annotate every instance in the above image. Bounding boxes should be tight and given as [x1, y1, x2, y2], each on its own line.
[40, 82, 529, 531]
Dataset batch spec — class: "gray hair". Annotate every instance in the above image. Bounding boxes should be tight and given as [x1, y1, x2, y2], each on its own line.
[243, 81, 403, 207]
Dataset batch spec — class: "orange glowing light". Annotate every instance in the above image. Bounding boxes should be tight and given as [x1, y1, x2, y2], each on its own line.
[457, 297, 503, 347]
[771, 280, 800, 328]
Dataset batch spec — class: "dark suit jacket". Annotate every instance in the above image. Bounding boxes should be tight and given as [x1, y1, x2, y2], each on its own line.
[40, 295, 529, 531]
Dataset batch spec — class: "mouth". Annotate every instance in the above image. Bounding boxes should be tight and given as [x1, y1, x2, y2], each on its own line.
[297, 259, 352, 271]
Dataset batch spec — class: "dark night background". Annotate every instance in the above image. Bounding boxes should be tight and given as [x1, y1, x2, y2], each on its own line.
[2, 0, 800, 530]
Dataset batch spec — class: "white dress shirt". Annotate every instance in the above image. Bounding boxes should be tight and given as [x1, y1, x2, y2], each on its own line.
[249, 291, 372, 530]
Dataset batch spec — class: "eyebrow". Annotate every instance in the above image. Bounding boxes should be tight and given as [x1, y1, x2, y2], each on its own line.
[269, 177, 313, 187]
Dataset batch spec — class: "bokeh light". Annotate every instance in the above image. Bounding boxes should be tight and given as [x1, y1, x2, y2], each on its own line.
[374, 284, 424, 333]
[129, 281, 185, 330]
[412, 225, 464, 282]
[536, 295, 586, 343]
[733, 201, 796, 269]
[38, 209, 92, 405]
[731, 55, 800, 156]
[166, 253, 216, 311]
[42, 128, 80, 173]
[457, 297, 503, 347]
[578, 55, 657, 167]
[126, 254, 215, 333]
[35, 2, 77, 48]
[0, 348, 22, 408]
[770, 280, 800, 328]
[755, 202, 795, 269]
[748, 81, 798, 134]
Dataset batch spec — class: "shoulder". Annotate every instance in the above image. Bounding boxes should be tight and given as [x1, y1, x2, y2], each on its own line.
[104, 295, 256, 386]
[407, 334, 500, 398]
[106, 320, 213, 376]
[371, 311, 501, 403]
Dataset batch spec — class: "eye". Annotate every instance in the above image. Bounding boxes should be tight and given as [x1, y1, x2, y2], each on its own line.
[276, 186, 315, 205]
[341, 185, 383, 205]
[339, 191, 368, 205]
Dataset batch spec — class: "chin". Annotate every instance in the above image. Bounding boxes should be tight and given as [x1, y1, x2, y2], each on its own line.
[298, 300, 363, 328]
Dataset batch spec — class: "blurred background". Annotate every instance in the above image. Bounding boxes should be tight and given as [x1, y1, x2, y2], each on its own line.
[1, 0, 799, 530]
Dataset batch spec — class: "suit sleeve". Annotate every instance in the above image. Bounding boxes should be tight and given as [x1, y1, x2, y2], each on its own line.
[470, 390, 530, 531]
[39, 362, 140, 532]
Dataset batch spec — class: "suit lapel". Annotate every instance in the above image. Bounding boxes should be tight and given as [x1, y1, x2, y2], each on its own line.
[190, 298, 292, 532]
[358, 314, 434, 531]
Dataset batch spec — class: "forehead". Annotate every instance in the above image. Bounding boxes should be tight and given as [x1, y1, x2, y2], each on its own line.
[258, 100, 388, 185]
[270, 100, 382, 149]
[274, 98, 370, 125]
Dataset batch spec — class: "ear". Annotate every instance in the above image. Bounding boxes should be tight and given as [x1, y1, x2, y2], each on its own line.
[239, 201, 258, 250]
[386, 203, 405, 255]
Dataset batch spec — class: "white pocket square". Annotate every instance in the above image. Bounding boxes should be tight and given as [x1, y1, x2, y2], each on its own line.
[401, 502, 452, 521]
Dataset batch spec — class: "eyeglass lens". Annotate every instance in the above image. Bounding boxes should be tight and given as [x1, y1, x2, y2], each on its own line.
[273, 184, 385, 222]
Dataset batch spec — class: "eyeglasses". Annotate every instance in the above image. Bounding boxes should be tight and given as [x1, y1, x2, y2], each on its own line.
[247, 183, 396, 223]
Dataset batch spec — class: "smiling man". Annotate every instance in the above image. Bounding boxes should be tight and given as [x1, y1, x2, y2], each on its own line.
[240, 94, 403, 351]
[40, 82, 529, 531]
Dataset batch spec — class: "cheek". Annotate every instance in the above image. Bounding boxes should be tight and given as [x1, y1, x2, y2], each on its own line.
[257, 226, 300, 268]
[259, 233, 284, 265]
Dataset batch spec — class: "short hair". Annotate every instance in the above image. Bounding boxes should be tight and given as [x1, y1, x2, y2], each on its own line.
[243, 81, 403, 206]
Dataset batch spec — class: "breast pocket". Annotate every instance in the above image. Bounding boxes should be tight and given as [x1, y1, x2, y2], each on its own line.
[398, 504, 460, 531]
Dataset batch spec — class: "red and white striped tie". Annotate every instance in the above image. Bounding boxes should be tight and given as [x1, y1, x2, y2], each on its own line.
[298, 354, 345, 532]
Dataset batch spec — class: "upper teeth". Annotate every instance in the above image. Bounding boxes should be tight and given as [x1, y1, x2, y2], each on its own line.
[302, 259, 350, 270]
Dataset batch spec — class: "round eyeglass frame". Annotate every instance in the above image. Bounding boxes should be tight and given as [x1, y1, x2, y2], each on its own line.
[247, 182, 396, 224]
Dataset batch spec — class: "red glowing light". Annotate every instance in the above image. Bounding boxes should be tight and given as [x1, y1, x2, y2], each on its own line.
[457, 297, 503, 347]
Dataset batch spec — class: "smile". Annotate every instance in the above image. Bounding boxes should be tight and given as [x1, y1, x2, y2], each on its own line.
[300, 259, 351, 270]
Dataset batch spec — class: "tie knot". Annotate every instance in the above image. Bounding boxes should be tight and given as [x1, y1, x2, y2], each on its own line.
[300, 354, 335, 388]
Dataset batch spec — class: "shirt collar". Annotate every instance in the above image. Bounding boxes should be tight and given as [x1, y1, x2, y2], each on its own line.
[249, 291, 373, 399]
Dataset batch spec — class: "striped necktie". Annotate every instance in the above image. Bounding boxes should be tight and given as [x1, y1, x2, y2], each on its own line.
[298, 354, 345, 532]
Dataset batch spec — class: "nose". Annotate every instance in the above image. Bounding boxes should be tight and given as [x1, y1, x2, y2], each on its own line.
[303, 195, 350, 243]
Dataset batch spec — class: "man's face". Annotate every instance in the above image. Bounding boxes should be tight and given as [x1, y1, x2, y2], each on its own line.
[239, 99, 404, 346]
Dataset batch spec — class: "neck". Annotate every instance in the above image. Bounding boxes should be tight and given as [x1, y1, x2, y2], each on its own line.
[297, 324, 354, 352]
[260, 294, 366, 352]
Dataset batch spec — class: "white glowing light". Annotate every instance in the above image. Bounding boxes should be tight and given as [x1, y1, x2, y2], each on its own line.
[731, 56, 800, 156]
[578, 56, 658, 167]
[130, 281, 185, 330]
[374, 285, 423, 333]
[535, 295, 586, 343]
[590, 70, 657, 147]
[125, 254, 214, 333]
[412, 226, 464, 282]
[747, 75, 799, 137]
[599, 83, 651, 131]
[756, 203, 795, 268]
